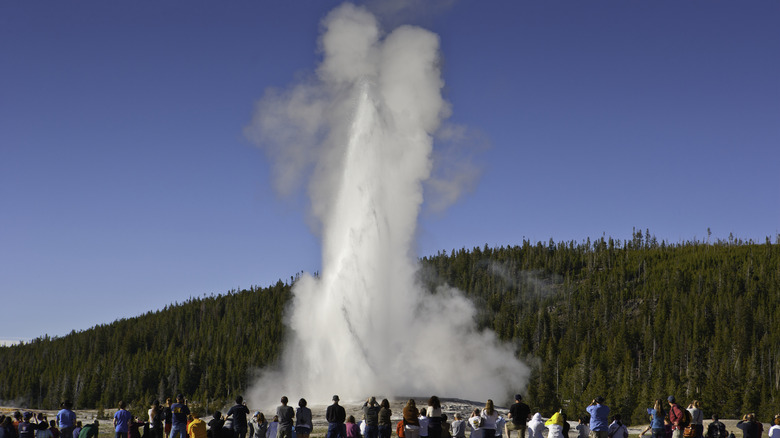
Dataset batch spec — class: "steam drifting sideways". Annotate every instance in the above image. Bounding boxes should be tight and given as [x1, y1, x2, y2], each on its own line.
[245, 3, 529, 405]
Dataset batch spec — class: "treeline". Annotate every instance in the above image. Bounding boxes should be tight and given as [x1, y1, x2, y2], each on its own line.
[419, 231, 780, 423]
[0, 280, 291, 414]
[1, 232, 779, 424]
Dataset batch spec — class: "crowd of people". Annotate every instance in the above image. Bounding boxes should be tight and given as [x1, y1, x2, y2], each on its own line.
[2, 395, 779, 438]
[0, 401, 98, 438]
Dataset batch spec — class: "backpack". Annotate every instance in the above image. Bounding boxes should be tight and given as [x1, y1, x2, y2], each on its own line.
[716, 423, 727, 438]
[397, 421, 405, 438]
[677, 407, 691, 428]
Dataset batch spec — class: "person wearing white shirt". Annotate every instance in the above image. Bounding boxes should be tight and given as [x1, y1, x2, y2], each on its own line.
[527, 414, 546, 438]
[469, 409, 483, 438]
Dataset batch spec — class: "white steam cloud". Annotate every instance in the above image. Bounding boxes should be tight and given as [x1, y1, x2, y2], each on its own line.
[245, 3, 529, 407]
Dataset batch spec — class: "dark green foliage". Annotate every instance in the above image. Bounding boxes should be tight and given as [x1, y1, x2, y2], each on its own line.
[2, 233, 779, 425]
[0, 281, 291, 413]
[419, 233, 780, 424]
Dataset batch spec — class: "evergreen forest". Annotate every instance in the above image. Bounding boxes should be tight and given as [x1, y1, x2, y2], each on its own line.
[1, 231, 779, 424]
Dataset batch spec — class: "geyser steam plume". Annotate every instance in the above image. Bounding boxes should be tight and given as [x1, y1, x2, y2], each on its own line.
[245, 3, 529, 405]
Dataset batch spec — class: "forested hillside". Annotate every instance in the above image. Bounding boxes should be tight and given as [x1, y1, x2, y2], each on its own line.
[2, 232, 779, 423]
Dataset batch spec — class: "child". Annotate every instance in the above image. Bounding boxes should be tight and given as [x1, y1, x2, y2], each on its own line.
[495, 415, 506, 438]
[265, 417, 278, 438]
[346, 416, 361, 438]
[576, 416, 590, 438]
[441, 415, 452, 438]
[664, 417, 673, 438]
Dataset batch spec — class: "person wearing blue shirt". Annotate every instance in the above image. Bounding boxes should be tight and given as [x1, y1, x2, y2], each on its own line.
[58, 401, 77, 438]
[585, 397, 610, 438]
[645, 399, 666, 438]
[169, 395, 190, 438]
[113, 402, 133, 438]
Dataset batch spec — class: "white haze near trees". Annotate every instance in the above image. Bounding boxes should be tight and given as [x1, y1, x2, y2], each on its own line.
[245, 3, 529, 407]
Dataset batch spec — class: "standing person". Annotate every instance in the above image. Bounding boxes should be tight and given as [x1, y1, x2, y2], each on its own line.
[378, 400, 392, 438]
[57, 401, 77, 438]
[587, 397, 610, 438]
[187, 412, 207, 438]
[426, 398, 442, 438]
[265, 417, 278, 438]
[296, 400, 312, 438]
[641, 400, 665, 438]
[149, 401, 164, 438]
[576, 417, 590, 438]
[209, 412, 225, 438]
[35, 415, 52, 438]
[667, 397, 685, 438]
[607, 415, 626, 438]
[419, 409, 429, 438]
[450, 414, 466, 438]
[227, 397, 250, 438]
[363, 397, 380, 438]
[495, 415, 505, 438]
[481, 401, 499, 438]
[48, 421, 60, 438]
[114, 402, 133, 438]
[19, 413, 35, 438]
[442, 415, 452, 438]
[2, 416, 17, 438]
[275, 397, 294, 438]
[326, 396, 347, 438]
[345, 417, 360, 438]
[164, 399, 173, 438]
[402, 400, 420, 438]
[736, 414, 760, 438]
[78, 422, 99, 438]
[545, 413, 565, 438]
[687, 402, 703, 438]
[170, 394, 191, 438]
[705, 415, 727, 438]
[526, 413, 545, 438]
[128, 418, 142, 438]
[468, 409, 483, 438]
[248, 413, 266, 438]
[507, 395, 531, 438]
[767, 416, 780, 438]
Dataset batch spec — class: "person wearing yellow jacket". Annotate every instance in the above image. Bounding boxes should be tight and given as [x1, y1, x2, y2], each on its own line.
[545, 413, 566, 438]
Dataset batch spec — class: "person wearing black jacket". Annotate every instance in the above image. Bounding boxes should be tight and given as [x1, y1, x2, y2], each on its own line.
[227, 397, 250, 438]
[326, 396, 346, 438]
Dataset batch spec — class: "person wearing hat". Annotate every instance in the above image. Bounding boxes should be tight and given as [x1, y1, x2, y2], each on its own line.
[326, 396, 346, 438]
[586, 397, 609, 438]
[507, 395, 531, 438]
[667, 397, 685, 438]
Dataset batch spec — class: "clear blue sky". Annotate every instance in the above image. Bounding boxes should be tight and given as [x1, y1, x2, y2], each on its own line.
[2, 1, 778, 344]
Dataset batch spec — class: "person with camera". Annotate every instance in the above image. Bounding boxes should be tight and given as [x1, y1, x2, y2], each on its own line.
[586, 397, 610, 438]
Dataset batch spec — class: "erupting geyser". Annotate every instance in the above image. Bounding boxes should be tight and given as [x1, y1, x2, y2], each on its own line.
[245, 3, 529, 406]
